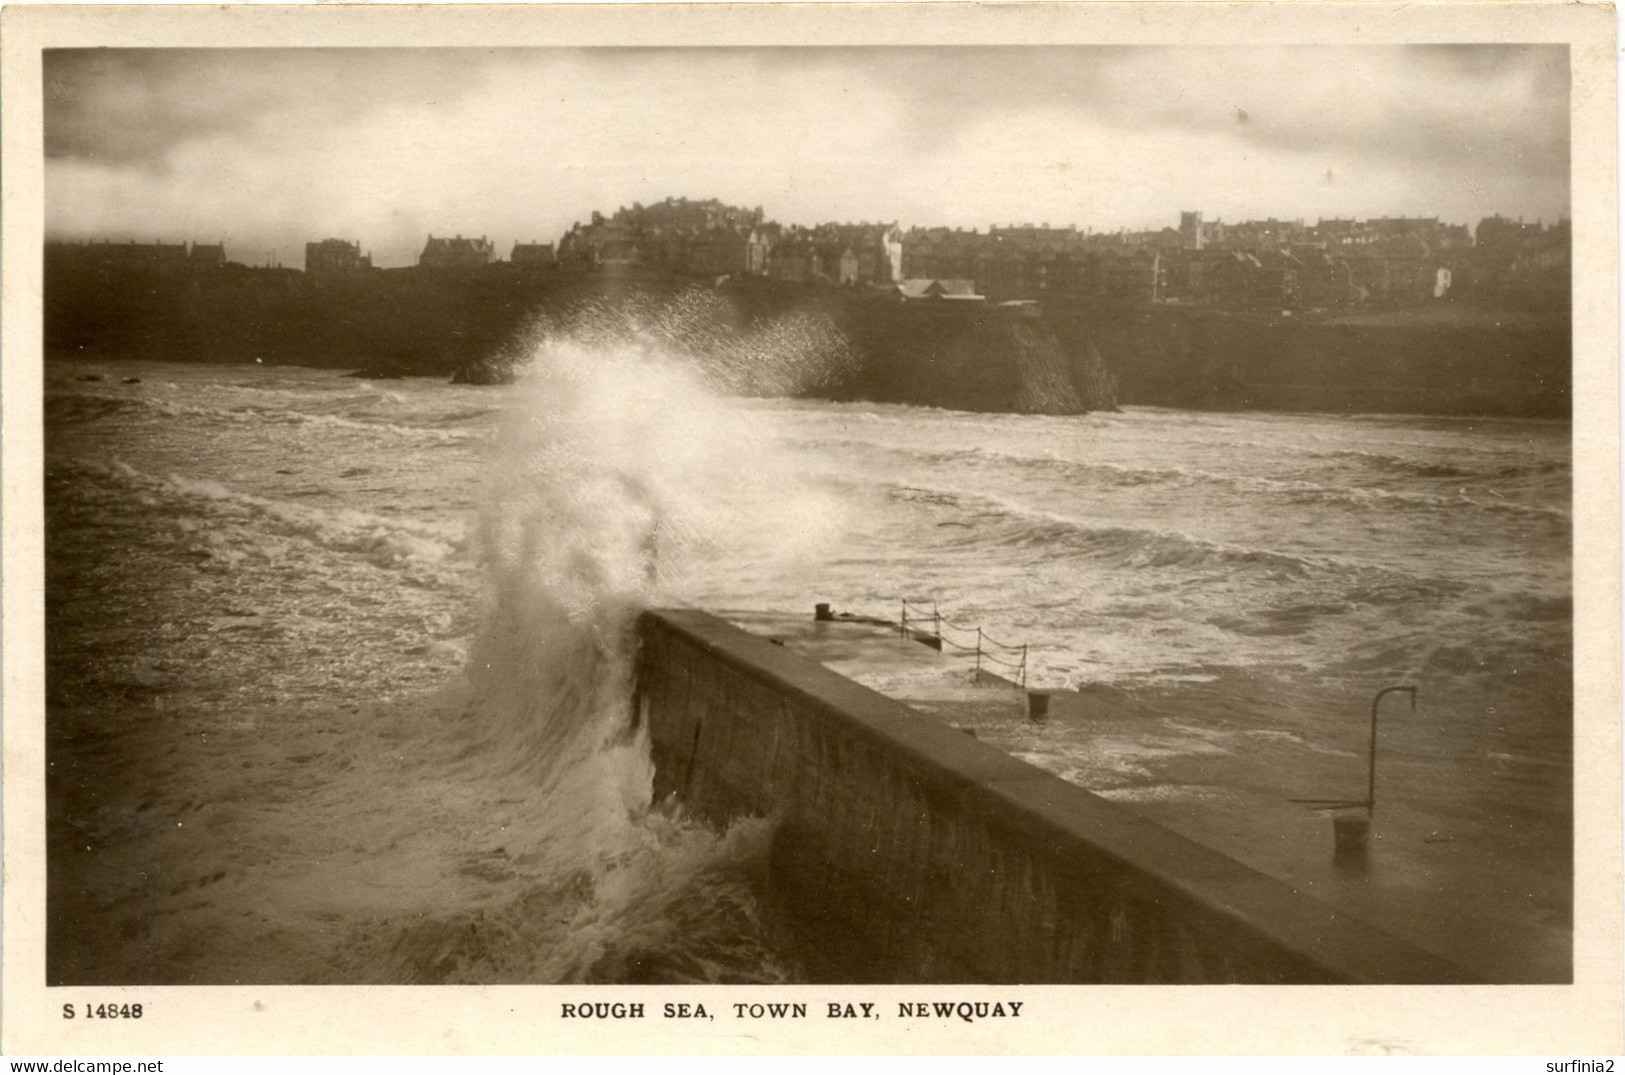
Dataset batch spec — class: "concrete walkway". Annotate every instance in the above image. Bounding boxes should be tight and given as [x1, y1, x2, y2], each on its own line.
[712, 607, 1568, 984]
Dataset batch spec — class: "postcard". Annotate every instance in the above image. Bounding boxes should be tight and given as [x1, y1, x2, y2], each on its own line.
[2, 2, 1619, 1057]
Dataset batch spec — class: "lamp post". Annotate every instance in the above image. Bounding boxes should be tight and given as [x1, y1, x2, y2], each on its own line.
[1367, 685, 1418, 817]
[1288, 684, 1419, 858]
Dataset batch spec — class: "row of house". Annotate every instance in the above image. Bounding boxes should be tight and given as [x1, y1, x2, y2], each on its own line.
[390, 207, 1566, 308]
[52, 202, 1564, 310]
[545, 198, 905, 286]
[554, 198, 770, 276]
[1172, 211, 1475, 255]
[760, 223, 904, 286]
[899, 212, 1565, 307]
[1465, 217, 1572, 304]
[46, 239, 228, 273]
[304, 235, 546, 273]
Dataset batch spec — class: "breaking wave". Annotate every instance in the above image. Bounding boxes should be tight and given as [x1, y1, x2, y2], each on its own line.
[321, 299, 850, 982]
[55, 457, 465, 573]
[883, 479, 1484, 611]
[832, 440, 1571, 522]
[42, 326, 1571, 986]
[48, 390, 481, 444]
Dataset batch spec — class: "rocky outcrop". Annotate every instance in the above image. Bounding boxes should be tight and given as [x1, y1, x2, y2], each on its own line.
[830, 302, 1110, 415]
[448, 285, 1108, 414]
[1067, 338, 1121, 413]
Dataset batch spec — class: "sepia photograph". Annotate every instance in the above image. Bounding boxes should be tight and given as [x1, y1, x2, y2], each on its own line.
[2, 1, 1619, 1058]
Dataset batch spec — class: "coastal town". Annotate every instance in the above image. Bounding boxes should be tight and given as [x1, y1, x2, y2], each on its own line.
[29, 32, 1595, 1033]
[46, 195, 1570, 312]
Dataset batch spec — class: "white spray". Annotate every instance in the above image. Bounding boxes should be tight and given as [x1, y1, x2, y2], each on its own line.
[355, 291, 848, 983]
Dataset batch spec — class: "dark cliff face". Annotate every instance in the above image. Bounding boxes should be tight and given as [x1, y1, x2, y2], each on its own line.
[44, 267, 1113, 415]
[828, 303, 1112, 415]
[47, 264, 543, 372]
[1046, 304, 1570, 419]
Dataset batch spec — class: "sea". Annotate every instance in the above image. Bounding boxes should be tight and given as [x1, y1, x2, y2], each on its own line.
[43, 329, 1572, 985]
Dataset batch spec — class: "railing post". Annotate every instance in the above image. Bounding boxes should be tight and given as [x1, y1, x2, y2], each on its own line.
[897, 599, 1033, 689]
[1367, 685, 1419, 817]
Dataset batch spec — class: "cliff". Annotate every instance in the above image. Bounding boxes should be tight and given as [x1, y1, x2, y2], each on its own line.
[44, 262, 1565, 418]
[45, 266, 1114, 415]
[1045, 303, 1570, 419]
[828, 302, 1114, 414]
[47, 265, 572, 374]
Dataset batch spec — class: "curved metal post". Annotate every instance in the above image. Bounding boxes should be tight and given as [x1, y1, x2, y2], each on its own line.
[1367, 685, 1418, 815]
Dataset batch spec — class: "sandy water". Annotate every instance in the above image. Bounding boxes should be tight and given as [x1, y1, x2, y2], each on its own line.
[44, 348, 1570, 984]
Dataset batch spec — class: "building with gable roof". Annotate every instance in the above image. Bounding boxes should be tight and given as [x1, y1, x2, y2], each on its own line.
[305, 239, 372, 274]
[419, 235, 494, 269]
[688, 226, 771, 277]
[511, 241, 556, 267]
[188, 243, 226, 269]
[811, 222, 903, 283]
[890, 278, 985, 303]
[47, 238, 230, 275]
[767, 238, 825, 283]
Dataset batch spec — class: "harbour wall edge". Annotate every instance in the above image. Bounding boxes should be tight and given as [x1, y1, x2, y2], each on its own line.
[635, 607, 1478, 985]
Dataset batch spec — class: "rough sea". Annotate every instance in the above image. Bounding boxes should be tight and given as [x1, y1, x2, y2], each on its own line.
[44, 336, 1572, 985]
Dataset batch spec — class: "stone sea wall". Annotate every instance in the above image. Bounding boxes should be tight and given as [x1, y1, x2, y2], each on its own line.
[636, 608, 1475, 984]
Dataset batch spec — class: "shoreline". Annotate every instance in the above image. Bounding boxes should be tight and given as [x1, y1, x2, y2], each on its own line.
[47, 351, 1576, 426]
[43, 266, 1570, 419]
[714, 608, 1570, 984]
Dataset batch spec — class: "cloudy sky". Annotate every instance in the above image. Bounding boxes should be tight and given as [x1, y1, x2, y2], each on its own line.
[44, 46, 1569, 268]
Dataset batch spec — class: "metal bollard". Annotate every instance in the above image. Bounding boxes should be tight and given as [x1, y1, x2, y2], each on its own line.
[1333, 812, 1371, 860]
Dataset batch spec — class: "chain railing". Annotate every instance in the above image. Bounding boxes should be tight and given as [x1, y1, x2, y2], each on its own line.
[900, 598, 1028, 688]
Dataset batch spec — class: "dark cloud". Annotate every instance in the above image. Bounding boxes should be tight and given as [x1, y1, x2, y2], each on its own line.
[44, 48, 494, 167]
[1174, 47, 1568, 180]
[47, 45, 1568, 176]
[726, 45, 1567, 182]
[43, 45, 1571, 265]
